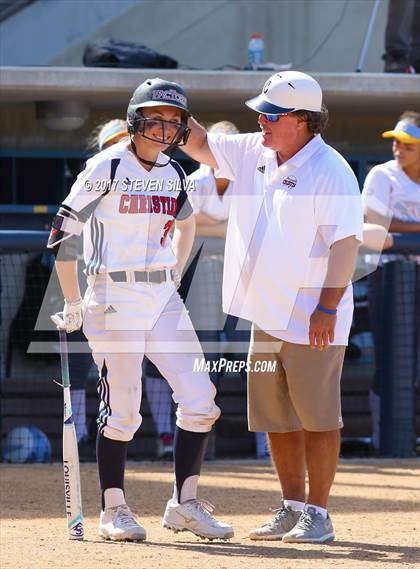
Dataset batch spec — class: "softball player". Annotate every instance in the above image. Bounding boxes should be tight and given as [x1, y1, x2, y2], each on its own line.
[48, 78, 233, 541]
[362, 111, 420, 450]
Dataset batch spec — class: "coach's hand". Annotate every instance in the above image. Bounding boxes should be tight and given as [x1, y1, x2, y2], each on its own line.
[51, 298, 85, 333]
[309, 308, 336, 351]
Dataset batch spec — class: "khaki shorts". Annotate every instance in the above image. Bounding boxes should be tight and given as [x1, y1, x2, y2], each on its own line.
[248, 325, 345, 433]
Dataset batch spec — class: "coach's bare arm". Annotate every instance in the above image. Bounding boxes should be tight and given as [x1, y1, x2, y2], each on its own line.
[309, 235, 360, 350]
[184, 117, 218, 169]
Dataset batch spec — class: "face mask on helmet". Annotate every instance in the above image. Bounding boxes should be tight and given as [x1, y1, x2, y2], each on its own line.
[129, 110, 191, 147]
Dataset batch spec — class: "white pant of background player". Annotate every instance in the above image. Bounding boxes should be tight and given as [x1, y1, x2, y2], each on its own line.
[83, 272, 220, 441]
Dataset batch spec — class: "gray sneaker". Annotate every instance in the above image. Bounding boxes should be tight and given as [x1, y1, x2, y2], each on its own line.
[282, 507, 335, 543]
[248, 502, 302, 540]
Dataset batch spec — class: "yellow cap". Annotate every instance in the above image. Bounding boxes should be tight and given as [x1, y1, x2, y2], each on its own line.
[382, 120, 420, 144]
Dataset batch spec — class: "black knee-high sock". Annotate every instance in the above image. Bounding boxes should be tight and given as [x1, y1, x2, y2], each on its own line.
[174, 426, 209, 502]
[96, 432, 128, 510]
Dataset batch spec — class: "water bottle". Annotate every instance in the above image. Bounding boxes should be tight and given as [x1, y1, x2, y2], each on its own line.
[248, 33, 264, 69]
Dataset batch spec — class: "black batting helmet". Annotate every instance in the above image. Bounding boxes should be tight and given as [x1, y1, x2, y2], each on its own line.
[127, 77, 190, 135]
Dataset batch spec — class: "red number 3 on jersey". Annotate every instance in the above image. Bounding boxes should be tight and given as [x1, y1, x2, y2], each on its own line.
[160, 220, 174, 246]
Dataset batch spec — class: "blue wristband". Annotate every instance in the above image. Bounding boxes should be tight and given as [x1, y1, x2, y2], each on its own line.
[316, 303, 337, 315]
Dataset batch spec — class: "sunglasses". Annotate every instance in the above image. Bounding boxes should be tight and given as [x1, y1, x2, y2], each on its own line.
[262, 112, 291, 122]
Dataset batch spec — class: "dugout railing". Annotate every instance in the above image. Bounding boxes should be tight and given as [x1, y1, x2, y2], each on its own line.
[1, 230, 419, 460]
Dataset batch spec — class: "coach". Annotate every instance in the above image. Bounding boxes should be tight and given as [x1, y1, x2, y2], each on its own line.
[184, 71, 363, 543]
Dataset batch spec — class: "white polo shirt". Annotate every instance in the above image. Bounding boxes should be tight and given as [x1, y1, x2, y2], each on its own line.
[207, 132, 363, 345]
[189, 164, 233, 220]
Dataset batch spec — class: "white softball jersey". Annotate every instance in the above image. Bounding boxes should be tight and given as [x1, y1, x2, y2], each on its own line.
[362, 160, 420, 222]
[56, 141, 192, 273]
[362, 159, 420, 264]
[207, 132, 363, 346]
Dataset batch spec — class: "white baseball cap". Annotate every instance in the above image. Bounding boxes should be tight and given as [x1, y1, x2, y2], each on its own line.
[245, 71, 323, 115]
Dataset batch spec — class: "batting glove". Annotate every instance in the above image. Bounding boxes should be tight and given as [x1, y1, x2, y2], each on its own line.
[51, 298, 85, 333]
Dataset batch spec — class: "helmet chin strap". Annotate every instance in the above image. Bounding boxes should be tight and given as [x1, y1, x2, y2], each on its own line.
[130, 137, 177, 168]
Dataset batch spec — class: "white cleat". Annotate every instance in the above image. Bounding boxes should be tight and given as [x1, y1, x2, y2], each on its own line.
[99, 504, 146, 541]
[162, 498, 234, 540]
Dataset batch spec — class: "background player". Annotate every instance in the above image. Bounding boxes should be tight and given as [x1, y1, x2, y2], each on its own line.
[362, 111, 420, 450]
[48, 78, 233, 542]
[188, 120, 268, 459]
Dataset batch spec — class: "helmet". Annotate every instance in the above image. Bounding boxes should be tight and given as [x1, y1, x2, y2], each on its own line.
[3, 425, 51, 463]
[245, 71, 322, 115]
[127, 77, 190, 135]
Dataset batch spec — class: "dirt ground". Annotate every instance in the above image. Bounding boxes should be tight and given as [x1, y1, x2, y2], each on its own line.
[1, 459, 419, 569]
